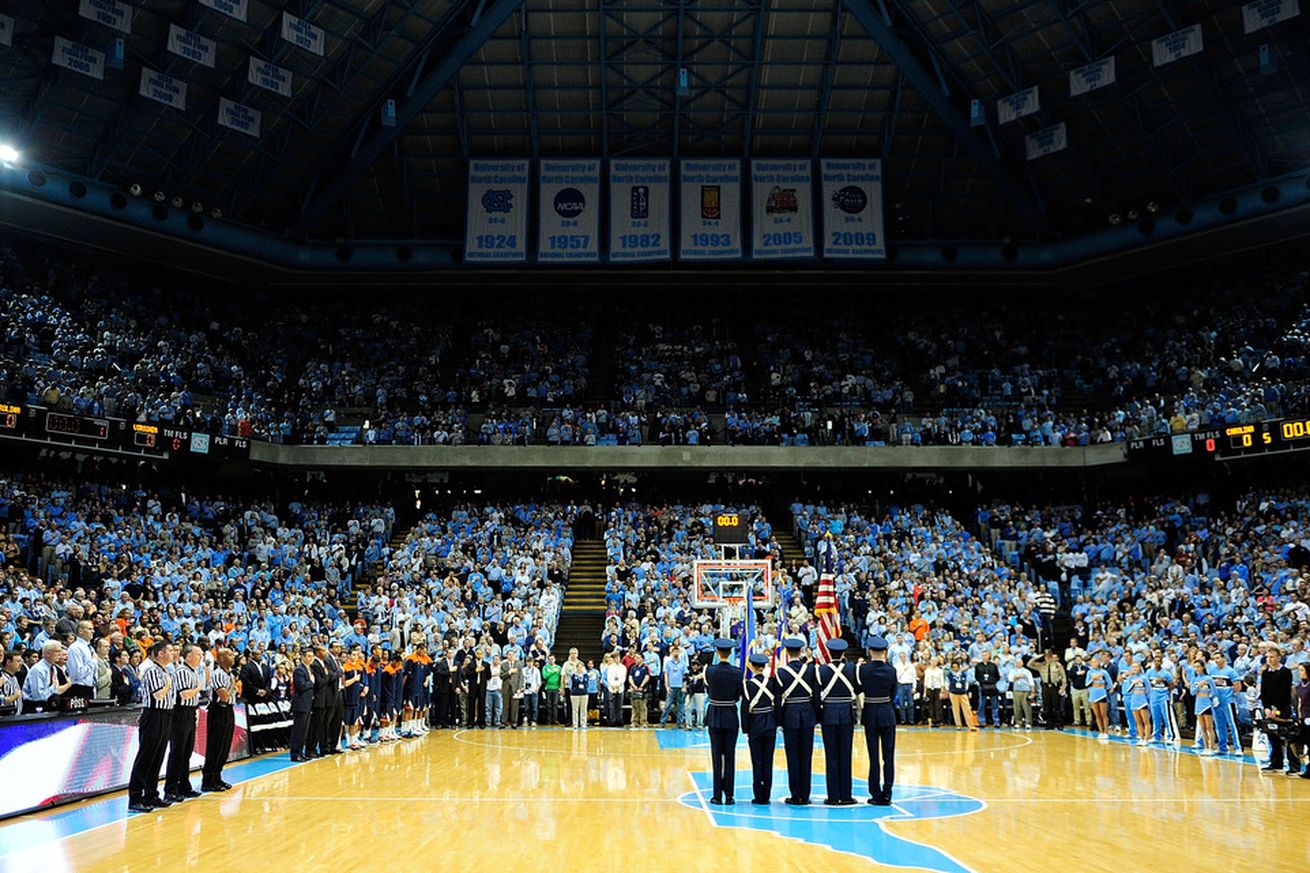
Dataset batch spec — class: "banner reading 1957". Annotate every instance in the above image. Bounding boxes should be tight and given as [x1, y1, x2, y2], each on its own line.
[679, 159, 742, 260]
[751, 160, 814, 259]
[538, 160, 600, 262]
[820, 159, 885, 259]
[465, 160, 529, 263]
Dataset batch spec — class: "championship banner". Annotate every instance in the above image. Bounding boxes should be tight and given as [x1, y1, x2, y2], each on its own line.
[465, 159, 530, 263]
[281, 12, 325, 56]
[200, 0, 250, 23]
[52, 37, 105, 81]
[750, 159, 814, 259]
[78, 0, 133, 34]
[819, 159, 885, 259]
[1243, 0, 1300, 32]
[168, 23, 216, 68]
[679, 159, 742, 260]
[1069, 56, 1116, 97]
[248, 57, 292, 97]
[139, 68, 187, 110]
[1026, 122, 1067, 160]
[608, 159, 670, 263]
[997, 86, 1040, 124]
[0, 15, 13, 48]
[1152, 24, 1203, 67]
[218, 97, 261, 137]
[538, 159, 600, 262]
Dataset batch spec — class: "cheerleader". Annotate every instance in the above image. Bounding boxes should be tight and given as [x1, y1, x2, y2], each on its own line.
[1085, 652, 1113, 739]
[1122, 662, 1152, 746]
[1187, 657, 1218, 756]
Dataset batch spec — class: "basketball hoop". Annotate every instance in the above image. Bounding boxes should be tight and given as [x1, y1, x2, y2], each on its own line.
[692, 559, 774, 639]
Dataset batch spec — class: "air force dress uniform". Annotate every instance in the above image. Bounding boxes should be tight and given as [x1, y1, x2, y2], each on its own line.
[777, 637, 820, 805]
[741, 653, 778, 804]
[817, 638, 857, 805]
[857, 635, 898, 805]
[706, 638, 743, 804]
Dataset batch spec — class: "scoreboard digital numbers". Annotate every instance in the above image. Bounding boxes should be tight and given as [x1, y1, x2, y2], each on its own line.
[1128, 419, 1310, 462]
[712, 512, 749, 545]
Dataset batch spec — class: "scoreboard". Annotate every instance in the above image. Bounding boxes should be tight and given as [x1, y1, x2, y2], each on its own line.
[1128, 418, 1310, 462]
[0, 404, 249, 461]
[712, 512, 750, 545]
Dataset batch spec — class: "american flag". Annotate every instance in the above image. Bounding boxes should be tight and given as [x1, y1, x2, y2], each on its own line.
[813, 537, 841, 665]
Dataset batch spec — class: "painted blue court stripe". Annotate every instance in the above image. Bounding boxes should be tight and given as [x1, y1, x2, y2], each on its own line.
[0, 753, 301, 853]
[1063, 727, 1262, 766]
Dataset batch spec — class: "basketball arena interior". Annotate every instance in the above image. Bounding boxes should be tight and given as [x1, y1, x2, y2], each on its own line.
[1, 1, 1309, 871]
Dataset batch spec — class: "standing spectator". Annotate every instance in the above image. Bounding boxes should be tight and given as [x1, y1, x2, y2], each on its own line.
[604, 653, 626, 727]
[1033, 588, 1057, 649]
[2, 650, 24, 715]
[628, 657, 651, 728]
[93, 637, 113, 701]
[1009, 659, 1034, 729]
[66, 621, 96, 701]
[521, 656, 541, 726]
[1068, 653, 1091, 729]
[661, 642, 688, 726]
[946, 658, 977, 731]
[685, 657, 707, 729]
[923, 656, 946, 726]
[568, 662, 589, 730]
[485, 655, 504, 729]
[542, 654, 562, 725]
[974, 652, 1002, 728]
[893, 650, 916, 724]
[1032, 650, 1067, 729]
[503, 651, 523, 729]
[1260, 650, 1300, 775]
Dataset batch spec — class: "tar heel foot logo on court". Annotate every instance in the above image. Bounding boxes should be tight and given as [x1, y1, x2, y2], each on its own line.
[832, 185, 868, 215]
[554, 188, 585, 219]
[482, 189, 514, 213]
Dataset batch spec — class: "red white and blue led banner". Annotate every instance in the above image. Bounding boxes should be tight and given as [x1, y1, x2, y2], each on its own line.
[750, 159, 815, 259]
[465, 159, 530, 263]
[538, 159, 600, 262]
[679, 159, 743, 260]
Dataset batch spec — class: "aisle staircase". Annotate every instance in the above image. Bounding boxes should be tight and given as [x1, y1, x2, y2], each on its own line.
[552, 540, 608, 663]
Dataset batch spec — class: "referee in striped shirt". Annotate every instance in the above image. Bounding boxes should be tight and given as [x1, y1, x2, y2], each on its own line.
[202, 648, 236, 792]
[164, 644, 206, 803]
[128, 641, 176, 813]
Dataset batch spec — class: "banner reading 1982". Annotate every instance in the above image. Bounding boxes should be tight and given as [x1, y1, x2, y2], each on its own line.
[751, 160, 815, 259]
[820, 159, 885, 259]
[465, 160, 530, 263]
[538, 160, 600, 262]
[679, 159, 742, 260]
[609, 160, 671, 263]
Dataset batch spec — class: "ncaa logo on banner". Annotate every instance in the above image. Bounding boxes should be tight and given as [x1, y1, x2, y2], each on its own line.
[554, 188, 585, 219]
[482, 189, 514, 213]
[833, 185, 868, 215]
[701, 185, 721, 220]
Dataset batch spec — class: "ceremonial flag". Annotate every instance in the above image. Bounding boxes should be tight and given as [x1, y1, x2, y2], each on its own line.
[814, 538, 841, 665]
[738, 594, 756, 675]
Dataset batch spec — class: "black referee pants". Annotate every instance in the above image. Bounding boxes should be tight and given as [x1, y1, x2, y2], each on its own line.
[129, 708, 173, 803]
[165, 706, 198, 795]
[203, 705, 235, 786]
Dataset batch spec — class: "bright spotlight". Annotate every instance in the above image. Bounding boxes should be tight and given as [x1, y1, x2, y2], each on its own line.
[0, 144, 19, 165]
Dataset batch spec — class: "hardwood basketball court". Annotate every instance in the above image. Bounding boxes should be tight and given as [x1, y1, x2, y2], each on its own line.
[2, 727, 1304, 873]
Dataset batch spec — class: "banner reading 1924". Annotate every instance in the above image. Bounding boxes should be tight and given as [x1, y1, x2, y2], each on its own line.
[465, 160, 530, 263]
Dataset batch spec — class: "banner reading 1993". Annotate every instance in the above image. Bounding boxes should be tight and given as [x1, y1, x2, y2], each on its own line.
[679, 159, 742, 260]
[820, 159, 885, 259]
[751, 160, 815, 259]
[609, 160, 671, 263]
[538, 160, 600, 262]
[465, 160, 530, 263]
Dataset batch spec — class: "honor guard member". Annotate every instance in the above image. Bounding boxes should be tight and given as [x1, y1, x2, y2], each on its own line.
[857, 635, 898, 806]
[817, 638, 857, 805]
[777, 637, 820, 805]
[164, 644, 206, 802]
[128, 641, 176, 813]
[741, 653, 778, 804]
[202, 648, 236, 792]
[705, 638, 743, 805]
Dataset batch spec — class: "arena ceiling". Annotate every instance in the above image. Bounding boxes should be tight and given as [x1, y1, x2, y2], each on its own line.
[1, 0, 1308, 246]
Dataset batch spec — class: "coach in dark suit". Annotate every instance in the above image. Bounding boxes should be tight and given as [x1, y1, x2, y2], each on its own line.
[240, 646, 274, 752]
[321, 642, 345, 755]
[290, 651, 316, 762]
[309, 645, 330, 757]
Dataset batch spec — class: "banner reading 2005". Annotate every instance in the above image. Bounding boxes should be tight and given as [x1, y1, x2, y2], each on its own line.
[679, 159, 742, 260]
[820, 159, 885, 259]
[538, 160, 600, 262]
[465, 160, 529, 263]
[609, 160, 671, 262]
[751, 160, 814, 259]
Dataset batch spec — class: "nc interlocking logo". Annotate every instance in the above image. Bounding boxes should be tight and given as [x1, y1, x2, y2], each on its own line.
[481, 189, 514, 213]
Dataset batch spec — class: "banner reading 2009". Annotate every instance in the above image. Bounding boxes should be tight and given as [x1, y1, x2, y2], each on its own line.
[751, 160, 814, 259]
[679, 159, 742, 260]
[538, 160, 600, 262]
[820, 159, 885, 259]
[465, 160, 529, 263]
